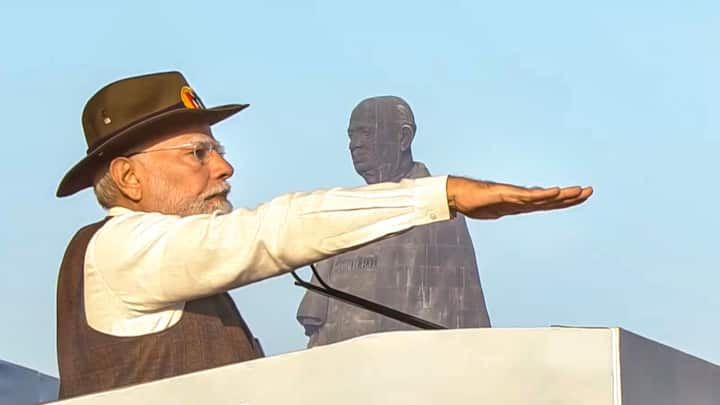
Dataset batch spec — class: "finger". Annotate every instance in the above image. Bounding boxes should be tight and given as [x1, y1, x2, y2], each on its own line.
[518, 185, 589, 205]
[529, 192, 593, 211]
[559, 187, 593, 203]
[530, 186, 588, 205]
[556, 186, 584, 199]
[503, 188, 593, 214]
[509, 187, 561, 203]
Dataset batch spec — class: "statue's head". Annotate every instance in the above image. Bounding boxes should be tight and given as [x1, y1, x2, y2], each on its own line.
[347, 96, 416, 184]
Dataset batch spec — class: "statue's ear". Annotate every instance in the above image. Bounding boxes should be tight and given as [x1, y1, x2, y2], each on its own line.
[399, 125, 415, 152]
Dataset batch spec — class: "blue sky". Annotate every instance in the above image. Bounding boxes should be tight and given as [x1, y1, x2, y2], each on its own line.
[0, 1, 718, 375]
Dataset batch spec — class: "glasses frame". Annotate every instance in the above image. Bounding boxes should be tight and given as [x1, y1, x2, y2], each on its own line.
[126, 141, 225, 164]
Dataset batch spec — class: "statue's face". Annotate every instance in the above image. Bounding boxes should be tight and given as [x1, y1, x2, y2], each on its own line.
[347, 100, 403, 184]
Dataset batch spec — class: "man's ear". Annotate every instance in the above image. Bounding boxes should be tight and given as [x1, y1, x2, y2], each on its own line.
[108, 157, 142, 202]
[399, 125, 415, 152]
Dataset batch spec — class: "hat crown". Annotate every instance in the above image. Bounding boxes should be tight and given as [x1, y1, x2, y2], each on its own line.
[81, 71, 200, 152]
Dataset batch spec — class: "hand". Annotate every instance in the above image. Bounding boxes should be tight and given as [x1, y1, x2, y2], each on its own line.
[446, 176, 593, 219]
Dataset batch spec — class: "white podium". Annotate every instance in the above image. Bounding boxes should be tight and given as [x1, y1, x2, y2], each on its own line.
[54, 327, 720, 404]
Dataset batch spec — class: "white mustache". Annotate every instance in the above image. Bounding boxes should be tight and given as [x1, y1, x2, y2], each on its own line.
[201, 183, 231, 200]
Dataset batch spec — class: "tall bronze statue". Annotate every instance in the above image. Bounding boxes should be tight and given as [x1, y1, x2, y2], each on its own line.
[297, 96, 491, 346]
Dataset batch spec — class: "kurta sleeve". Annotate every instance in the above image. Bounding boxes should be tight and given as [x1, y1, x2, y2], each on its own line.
[87, 176, 450, 313]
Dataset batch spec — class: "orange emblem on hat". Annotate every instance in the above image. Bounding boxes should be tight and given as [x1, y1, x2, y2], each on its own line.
[180, 86, 205, 110]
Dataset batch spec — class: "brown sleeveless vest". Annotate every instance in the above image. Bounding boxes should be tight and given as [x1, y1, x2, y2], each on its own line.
[56, 220, 261, 399]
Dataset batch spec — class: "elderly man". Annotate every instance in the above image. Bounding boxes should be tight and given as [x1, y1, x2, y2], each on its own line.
[56, 71, 592, 399]
[297, 96, 490, 346]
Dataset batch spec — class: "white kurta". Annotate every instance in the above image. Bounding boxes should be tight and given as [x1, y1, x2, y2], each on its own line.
[83, 176, 450, 336]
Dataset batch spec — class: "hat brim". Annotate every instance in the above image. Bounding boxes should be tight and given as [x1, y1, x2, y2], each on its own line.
[56, 104, 248, 197]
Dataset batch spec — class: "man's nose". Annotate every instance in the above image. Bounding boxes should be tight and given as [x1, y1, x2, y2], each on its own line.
[210, 152, 234, 180]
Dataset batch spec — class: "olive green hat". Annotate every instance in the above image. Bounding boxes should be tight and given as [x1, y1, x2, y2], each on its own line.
[56, 71, 248, 197]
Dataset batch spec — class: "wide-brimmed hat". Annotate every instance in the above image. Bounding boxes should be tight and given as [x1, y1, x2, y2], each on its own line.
[56, 71, 248, 197]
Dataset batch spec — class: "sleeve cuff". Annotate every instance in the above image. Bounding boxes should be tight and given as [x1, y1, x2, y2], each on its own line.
[410, 175, 451, 224]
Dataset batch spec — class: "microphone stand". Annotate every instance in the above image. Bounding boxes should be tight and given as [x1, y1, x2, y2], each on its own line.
[292, 264, 446, 330]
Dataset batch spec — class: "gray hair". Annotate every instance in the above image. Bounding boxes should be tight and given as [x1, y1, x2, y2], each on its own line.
[93, 168, 122, 209]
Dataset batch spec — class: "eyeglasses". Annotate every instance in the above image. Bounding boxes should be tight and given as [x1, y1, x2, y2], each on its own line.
[127, 141, 225, 164]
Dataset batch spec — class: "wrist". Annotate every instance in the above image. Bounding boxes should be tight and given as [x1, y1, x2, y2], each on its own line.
[446, 176, 459, 213]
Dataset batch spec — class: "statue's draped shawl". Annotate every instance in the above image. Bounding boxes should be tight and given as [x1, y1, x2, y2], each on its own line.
[297, 162, 490, 346]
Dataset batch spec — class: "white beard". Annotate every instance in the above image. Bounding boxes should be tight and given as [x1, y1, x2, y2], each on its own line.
[150, 177, 233, 216]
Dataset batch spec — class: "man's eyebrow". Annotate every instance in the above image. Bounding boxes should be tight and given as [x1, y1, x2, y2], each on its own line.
[185, 138, 221, 146]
